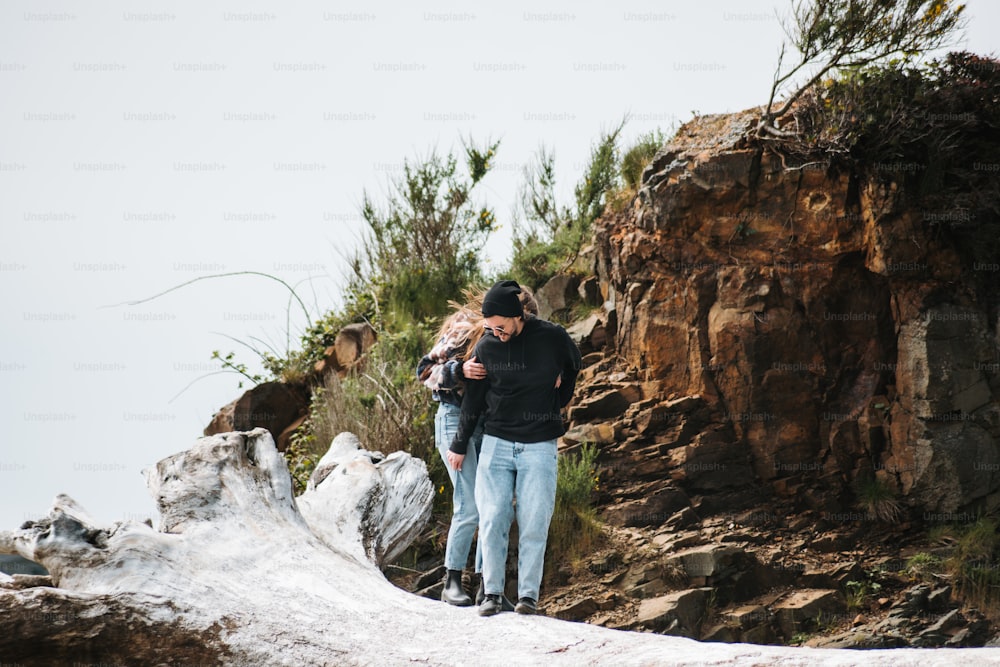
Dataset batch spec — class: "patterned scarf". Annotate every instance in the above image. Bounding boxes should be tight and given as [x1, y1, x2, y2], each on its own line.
[421, 315, 475, 392]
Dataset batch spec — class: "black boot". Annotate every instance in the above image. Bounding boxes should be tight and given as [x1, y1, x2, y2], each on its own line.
[479, 594, 502, 617]
[475, 577, 514, 610]
[441, 569, 473, 607]
[514, 597, 537, 615]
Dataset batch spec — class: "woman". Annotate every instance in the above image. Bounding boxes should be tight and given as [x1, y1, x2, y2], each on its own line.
[417, 307, 487, 606]
[448, 280, 582, 616]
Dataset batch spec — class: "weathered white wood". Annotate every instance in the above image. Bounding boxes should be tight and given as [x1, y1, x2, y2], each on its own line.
[3, 428, 1000, 666]
[299, 431, 435, 567]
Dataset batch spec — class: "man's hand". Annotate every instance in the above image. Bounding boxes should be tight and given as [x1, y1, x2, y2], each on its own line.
[463, 356, 486, 380]
[446, 450, 466, 472]
[555, 374, 562, 388]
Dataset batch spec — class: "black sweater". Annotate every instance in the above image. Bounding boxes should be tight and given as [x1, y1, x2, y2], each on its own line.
[450, 317, 582, 454]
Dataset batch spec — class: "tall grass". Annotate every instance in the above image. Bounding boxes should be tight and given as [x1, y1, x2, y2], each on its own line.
[947, 517, 1000, 614]
[907, 517, 1000, 617]
[285, 324, 446, 501]
[855, 475, 903, 523]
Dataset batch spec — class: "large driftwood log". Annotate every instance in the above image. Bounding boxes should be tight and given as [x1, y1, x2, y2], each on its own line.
[3, 429, 1000, 666]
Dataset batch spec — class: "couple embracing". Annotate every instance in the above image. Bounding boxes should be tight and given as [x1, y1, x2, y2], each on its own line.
[417, 279, 582, 616]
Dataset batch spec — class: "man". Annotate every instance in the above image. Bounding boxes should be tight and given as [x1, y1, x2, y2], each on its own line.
[447, 279, 582, 616]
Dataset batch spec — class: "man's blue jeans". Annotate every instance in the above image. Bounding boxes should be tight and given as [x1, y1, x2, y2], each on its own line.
[435, 402, 483, 573]
[476, 434, 558, 602]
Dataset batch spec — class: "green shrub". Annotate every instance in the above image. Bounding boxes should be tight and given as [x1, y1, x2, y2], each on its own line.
[508, 228, 568, 292]
[349, 139, 499, 325]
[844, 578, 882, 610]
[759, 0, 966, 134]
[572, 125, 623, 230]
[905, 552, 945, 580]
[545, 443, 602, 582]
[261, 309, 357, 386]
[252, 140, 497, 388]
[510, 124, 624, 291]
[620, 129, 667, 191]
[313, 326, 434, 455]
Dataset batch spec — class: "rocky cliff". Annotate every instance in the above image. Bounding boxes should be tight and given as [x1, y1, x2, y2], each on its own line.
[590, 109, 1000, 518]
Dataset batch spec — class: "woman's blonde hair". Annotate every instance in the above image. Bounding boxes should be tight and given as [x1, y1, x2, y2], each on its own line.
[435, 307, 481, 351]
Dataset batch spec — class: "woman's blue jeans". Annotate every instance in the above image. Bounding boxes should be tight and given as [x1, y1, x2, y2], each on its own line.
[435, 402, 483, 573]
[476, 434, 558, 602]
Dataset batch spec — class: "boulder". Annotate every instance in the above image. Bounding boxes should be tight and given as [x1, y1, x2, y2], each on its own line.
[723, 604, 771, 630]
[601, 487, 692, 528]
[626, 578, 668, 600]
[567, 314, 608, 355]
[204, 381, 309, 450]
[926, 586, 952, 613]
[551, 596, 599, 621]
[810, 630, 909, 649]
[914, 609, 965, 647]
[536, 273, 581, 320]
[569, 387, 634, 422]
[562, 422, 616, 446]
[276, 414, 307, 452]
[772, 589, 846, 639]
[620, 561, 663, 594]
[797, 561, 863, 589]
[633, 395, 707, 436]
[635, 588, 712, 637]
[701, 623, 740, 643]
[666, 544, 744, 579]
[578, 275, 603, 306]
[740, 622, 777, 645]
[671, 428, 752, 491]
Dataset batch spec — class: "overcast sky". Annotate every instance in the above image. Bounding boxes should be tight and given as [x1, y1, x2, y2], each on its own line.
[2, 0, 997, 531]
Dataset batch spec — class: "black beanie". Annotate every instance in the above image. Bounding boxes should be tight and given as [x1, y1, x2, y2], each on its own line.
[482, 280, 524, 318]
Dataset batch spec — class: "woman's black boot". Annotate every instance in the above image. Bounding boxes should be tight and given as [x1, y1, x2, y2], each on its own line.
[441, 569, 473, 606]
[475, 575, 485, 605]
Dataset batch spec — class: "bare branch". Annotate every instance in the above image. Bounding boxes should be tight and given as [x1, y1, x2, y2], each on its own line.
[102, 270, 312, 325]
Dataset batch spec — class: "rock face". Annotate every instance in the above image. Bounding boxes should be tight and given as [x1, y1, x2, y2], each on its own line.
[593, 111, 1000, 514]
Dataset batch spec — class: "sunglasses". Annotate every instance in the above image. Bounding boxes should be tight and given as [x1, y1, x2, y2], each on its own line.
[483, 323, 511, 337]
